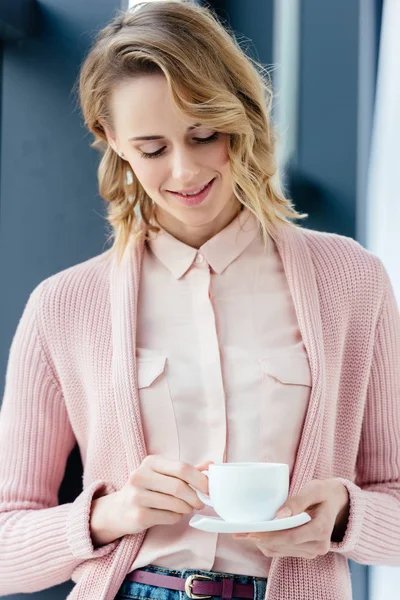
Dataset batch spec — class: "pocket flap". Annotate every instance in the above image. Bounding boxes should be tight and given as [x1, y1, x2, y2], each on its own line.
[260, 354, 312, 386]
[137, 356, 167, 388]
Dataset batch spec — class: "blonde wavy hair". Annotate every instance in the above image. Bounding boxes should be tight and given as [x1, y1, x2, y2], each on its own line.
[78, 0, 307, 264]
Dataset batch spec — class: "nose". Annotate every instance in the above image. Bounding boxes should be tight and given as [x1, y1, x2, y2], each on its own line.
[171, 147, 200, 183]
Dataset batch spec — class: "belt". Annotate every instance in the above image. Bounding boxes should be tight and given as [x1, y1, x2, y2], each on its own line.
[127, 569, 257, 599]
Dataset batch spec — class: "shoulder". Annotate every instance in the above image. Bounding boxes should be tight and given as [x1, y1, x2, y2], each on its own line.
[297, 226, 387, 310]
[301, 226, 380, 266]
[29, 249, 113, 327]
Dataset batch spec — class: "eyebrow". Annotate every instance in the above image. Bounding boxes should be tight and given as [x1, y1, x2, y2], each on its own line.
[128, 123, 202, 142]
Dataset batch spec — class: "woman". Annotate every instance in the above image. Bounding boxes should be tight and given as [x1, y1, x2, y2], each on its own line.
[0, 1, 399, 599]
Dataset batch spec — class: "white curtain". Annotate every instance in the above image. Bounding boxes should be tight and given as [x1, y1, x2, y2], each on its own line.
[367, 0, 400, 596]
[366, 0, 400, 303]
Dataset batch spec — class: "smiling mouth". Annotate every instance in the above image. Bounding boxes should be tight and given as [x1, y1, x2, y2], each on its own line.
[167, 178, 215, 196]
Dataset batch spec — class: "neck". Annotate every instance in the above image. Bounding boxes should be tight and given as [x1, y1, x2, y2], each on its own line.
[154, 199, 243, 248]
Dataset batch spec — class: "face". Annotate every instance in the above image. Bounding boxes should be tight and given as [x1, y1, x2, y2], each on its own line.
[104, 73, 241, 247]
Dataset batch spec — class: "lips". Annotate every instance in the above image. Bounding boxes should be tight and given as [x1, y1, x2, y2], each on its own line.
[168, 177, 215, 206]
[168, 178, 214, 196]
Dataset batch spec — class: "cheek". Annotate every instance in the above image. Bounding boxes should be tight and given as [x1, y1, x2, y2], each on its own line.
[209, 139, 232, 187]
[212, 137, 230, 167]
[214, 145, 232, 187]
[128, 157, 166, 193]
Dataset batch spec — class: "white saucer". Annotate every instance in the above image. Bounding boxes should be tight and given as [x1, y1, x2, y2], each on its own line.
[189, 511, 311, 533]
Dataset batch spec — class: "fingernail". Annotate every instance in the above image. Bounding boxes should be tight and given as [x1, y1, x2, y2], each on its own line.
[276, 507, 292, 518]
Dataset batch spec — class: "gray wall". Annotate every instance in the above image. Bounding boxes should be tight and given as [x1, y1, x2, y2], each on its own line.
[0, 1, 119, 598]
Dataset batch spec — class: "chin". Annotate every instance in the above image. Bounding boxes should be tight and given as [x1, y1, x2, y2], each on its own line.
[155, 195, 235, 230]
[174, 206, 225, 225]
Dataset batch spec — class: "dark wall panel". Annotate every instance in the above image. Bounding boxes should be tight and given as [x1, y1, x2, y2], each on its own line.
[202, 0, 273, 65]
[294, 0, 359, 237]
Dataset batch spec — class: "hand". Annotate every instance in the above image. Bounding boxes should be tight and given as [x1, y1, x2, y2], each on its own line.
[232, 479, 350, 559]
[90, 455, 213, 547]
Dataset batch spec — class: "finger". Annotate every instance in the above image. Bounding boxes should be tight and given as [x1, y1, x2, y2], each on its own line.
[276, 479, 327, 518]
[195, 460, 214, 470]
[149, 456, 210, 492]
[239, 533, 330, 559]
[296, 540, 330, 556]
[144, 456, 208, 507]
[139, 488, 196, 515]
[249, 541, 327, 559]
[245, 508, 328, 546]
[144, 470, 205, 510]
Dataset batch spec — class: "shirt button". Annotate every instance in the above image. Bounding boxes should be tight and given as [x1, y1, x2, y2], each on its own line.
[195, 252, 204, 264]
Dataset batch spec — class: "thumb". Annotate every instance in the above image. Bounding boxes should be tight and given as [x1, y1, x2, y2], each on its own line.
[275, 504, 294, 519]
[276, 480, 324, 519]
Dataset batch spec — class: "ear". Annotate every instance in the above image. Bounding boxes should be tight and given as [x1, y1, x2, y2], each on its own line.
[99, 119, 119, 155]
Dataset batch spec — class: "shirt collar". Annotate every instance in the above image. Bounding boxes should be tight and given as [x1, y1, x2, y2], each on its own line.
[146, 206, 267, 279]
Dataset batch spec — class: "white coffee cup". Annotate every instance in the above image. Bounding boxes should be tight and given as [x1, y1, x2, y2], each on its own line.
[192, 462, 289, 523]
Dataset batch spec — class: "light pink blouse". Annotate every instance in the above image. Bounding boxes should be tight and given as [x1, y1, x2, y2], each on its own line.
[130, 207, 312, 576]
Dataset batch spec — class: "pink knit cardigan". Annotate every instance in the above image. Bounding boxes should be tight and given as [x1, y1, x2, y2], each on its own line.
[0, 221, 399, 600]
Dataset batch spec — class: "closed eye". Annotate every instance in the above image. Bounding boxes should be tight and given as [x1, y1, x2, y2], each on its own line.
[139, 132, 219, 159]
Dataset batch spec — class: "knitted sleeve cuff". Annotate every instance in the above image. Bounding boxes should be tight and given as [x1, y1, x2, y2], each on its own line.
[329, 477, 368, 555]
[66, 480, 120, 560]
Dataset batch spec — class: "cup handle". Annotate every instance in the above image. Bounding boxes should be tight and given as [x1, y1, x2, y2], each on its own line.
[193, 470, 213, 507]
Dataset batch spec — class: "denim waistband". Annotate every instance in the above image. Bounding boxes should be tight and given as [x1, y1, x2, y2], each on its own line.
[116, 564, 268, 600]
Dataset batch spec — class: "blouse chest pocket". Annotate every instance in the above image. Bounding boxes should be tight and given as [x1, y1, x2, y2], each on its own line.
[136, 354, 180, 460]
[258, 354, 312, 467]
[260, 354, 312, 388]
